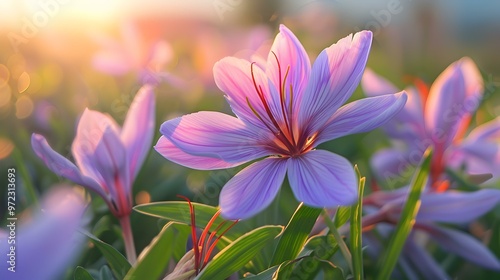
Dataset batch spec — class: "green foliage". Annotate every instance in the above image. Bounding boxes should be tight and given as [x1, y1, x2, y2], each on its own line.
[83, 231, 132, 280]
[334, 206, 351, 229]
[134, 201, 249, 242]
[376, 148, 433, 280]
[270, 203, 322, 267]
[74, 266, 95, 280]
[195, 226, 282, 280]
[350, 167, 366, 280]
[125, 222, 190, 280]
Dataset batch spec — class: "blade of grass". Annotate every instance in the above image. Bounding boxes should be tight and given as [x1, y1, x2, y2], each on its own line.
[74, 266, 95, 280]
[82, 231, 132, 279]
[12, 147, 38, 207]
[376, 147, 433, 280]
[124, 222, 190, 280]
[134, 201, 248, 241]
[195, 225, 282, 280]
[269, 203, 322, 266]
[334, 206, 351, 228]
[350, 167, 365, 280]
[322, 208, 353, 275]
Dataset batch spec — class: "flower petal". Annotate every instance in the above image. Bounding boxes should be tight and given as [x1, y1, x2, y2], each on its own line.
[91, 127, 129, 204]
[156, 111, 269, 170]
[121, 85, 155, 180]
[451, 122, 500, 180]
[31, 133, 105, 198]
[316, 91, 407, 144]
[213, 57, 277, 130]
[404, 238, 450, 280]
[72, 109, 127, 197]
[361, 68, 399, 97]
[370, 148, 413, 187]
[417, 189, 500, 223]
[92, 50, 132, 75]
[155, 136, 241, 170]
[299, 31, 372, 132]
[0, 188, 87, 280]
[219, 157, 287, 220]
[363, 70, 426, 140]
[287, 150, 357, 207]
[421, 223, 500, 270]
[266, 24, 311, 109]
[449, 141, 500, 179]
[425, 58, 482, 148]
[467, 117, 500, 142]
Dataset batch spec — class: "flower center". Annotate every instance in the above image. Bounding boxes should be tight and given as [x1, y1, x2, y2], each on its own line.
[247, 52, 316, 158]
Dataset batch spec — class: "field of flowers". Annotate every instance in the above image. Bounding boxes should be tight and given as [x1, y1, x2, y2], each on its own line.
[1, 1, 500, 279]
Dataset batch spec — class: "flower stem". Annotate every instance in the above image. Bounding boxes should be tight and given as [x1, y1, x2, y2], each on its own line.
[119, 215, 137, 264]
[322, 208, 353, 274]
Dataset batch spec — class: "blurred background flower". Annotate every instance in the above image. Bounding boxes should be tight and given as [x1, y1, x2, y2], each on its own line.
[0, 187, 88, 280]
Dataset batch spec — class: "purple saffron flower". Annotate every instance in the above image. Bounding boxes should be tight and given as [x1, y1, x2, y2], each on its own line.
[31, 85, 155, 263]
[362, 57, 500, 189]
[0, 188, 87, 280]
[363, 187, 500, 277]
[155, 25, 407, 220]
[92, 21, 182, 87]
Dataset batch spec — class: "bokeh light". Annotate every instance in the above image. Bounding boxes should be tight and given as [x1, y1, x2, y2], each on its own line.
[15, 94, 34, 119]
[0, 137, 14, 159]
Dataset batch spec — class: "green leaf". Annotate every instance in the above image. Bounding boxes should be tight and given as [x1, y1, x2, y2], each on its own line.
[195, 225, 282, 280]
[334, 206, 351, 228]
[322, 209, 353, 275]
[74, 266, 95, 280]
[273, 260, 297, 280]
[134, 202, 248, 241]
[92, 216, 113, 237]
[98, 266, 114, 280]
[242, 265, 279, 280]
[276, 256, 344, 280]
[303, 234, 339, 257]
[319, 260, 344, 279]
[12, 147, 38, 207]
[270, 203, 322, 266]
[83, 231, 132, 280]
[350, 175, 366, 280]
[125, 222, 190, 280]
[376, 147, 433, 280]
[292, 234, 339, 279]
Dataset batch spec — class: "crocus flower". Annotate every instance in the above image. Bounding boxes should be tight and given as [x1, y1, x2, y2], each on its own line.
[155, 25, 407, 220]
[0, 187, 87, 280]
[92, 21, 181, 86]
[362, 187, 500, 278]
[362, 57, 500, 189]
[31, 85, 155, 263]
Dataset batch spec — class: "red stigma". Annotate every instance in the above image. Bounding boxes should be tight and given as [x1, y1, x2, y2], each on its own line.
[177, 195, 239, 275]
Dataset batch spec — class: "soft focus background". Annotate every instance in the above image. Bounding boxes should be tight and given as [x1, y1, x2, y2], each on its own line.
[1, 0, 500, 277]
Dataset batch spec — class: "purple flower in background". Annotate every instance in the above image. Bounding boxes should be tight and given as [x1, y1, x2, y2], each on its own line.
[0, 188, 87, 280]
[31, 85, 155, 263]
[155, 25, 407, 220]
[363, 188, 500, 278]
[362, 57, 500, 189]
[92, 21, 182, 86]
